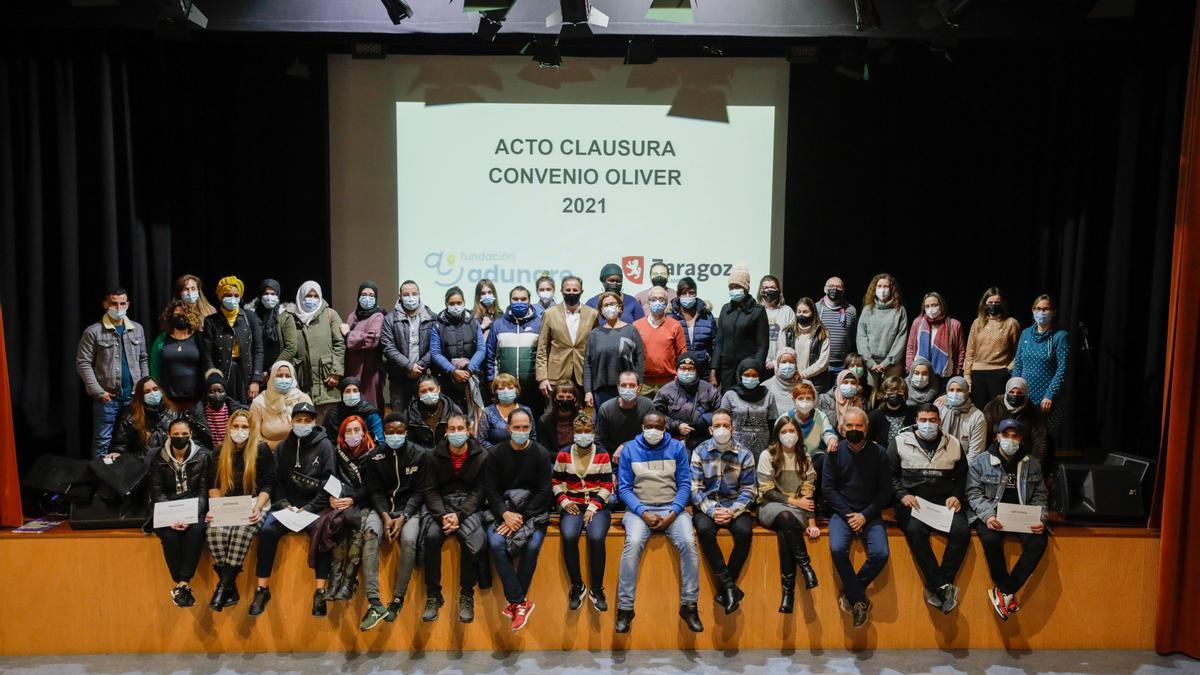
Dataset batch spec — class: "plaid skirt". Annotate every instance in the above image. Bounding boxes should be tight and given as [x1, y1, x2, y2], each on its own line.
[207, 521, 262, 567]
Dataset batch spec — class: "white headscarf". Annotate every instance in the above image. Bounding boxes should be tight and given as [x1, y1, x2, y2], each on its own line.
[293, 280, 325, 325]
[263, 360, 307, 415]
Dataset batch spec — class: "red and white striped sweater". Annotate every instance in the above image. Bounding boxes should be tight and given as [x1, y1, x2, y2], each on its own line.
[551, 447, 614, 512]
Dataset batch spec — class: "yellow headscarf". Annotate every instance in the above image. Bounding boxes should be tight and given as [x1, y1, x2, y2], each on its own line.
[217, 276, 244, 337]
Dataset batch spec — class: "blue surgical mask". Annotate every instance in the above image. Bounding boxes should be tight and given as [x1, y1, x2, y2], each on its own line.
[143, 390, 163, 407]
[181, 290, 199, 304]
[680, 296, 697, 309]
[401, 295, 420, 311]
[741, 376, 760, 389]
[677, 370, 697, 385]
[342, 392, 361, 407]
[385, 434, 407, 449]
[649, 300, 667, 314]
[447, 305, 465, 318]
[106, 307, 127, 321]
[496, 388, 517, 404]
[274, 377, 293, 393]
[1033, 310, 1052, 327]
[618, 387, 638, 402]
[447, 431, 469, 447]
[729, 289, 746, 302]
[510, 431, 531, 445]
[260, 294, 279, 309]
[999, 437, 1020, 455]
[293, 423, 314, 438]
[509, 301, 529, 316]
[916, 421, 940, 440]
[945, 391, 965, 407]
[839, 383, 859, 398]
[480, 294, 496, 307]
[574, 433, 594, 448]
[777, 363, 797, 379]
[359, 295, 376, 310]
[302, 297, 321, 311]
[222, 296, 240, 311]
[419, 391, 440, 406]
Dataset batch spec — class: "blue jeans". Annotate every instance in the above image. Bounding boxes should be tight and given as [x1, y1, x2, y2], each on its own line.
[91, 397, 125, 457]
[828, 514, 890, 603]
[488, 525, 547, 604]
[617, 509, 699, 611]
[559, 508, 611, 589]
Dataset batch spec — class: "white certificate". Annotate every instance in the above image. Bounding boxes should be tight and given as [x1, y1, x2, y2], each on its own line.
[324, 475, 343, 498]
[910, 496, 955, 533]
[997, 503, 1044, 533]
[273, 508, 319, 532]
[153, 498, 199, 529]
[208, 496, 255, 528]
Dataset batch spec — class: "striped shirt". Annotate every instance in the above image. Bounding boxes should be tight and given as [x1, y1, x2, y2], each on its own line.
[689, 438, 757, 517]
[204, 403, 230, 446]
[552, 446, 613, 512]
[816, 300, 858, 369]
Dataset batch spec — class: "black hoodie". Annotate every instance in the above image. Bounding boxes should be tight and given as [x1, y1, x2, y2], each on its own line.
[273, 426, 336, 513]
[361, 441, 431, 518]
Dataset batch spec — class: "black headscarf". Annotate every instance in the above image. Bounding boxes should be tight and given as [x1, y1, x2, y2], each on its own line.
[255, 278, 281, 337]
[676, 351, 700, 393]
[323, 376, 380, 439]
[733, 357, 768, 403]
[355, 281, 387, 321]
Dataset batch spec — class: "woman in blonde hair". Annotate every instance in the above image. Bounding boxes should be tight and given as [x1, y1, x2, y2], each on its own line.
[205, 408, 276, 611]
[174, 274, 217, 323]
[250, 360, 313, 448]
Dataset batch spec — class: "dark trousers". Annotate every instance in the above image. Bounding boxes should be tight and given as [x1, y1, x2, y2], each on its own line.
[768, 509, 811, 574]
[156, 524, 205, 583]
[424, 527, 479, 597]
[970, 368, 1010, 411]
[895, 504, 970, 591]
[974, 521, 1048, 595]
[828, 515, 890, 603]
[692, 510, 755, 583]
[255, 515, 331, 580]
[389, 376, 418, 416]
[488, 527, 547, 604]
[560, 509, 611, 589]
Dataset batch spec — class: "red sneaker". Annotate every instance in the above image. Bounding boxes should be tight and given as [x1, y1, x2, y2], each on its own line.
[988, 587, 1009, 621]
[1006, 593, 1020, 614]
[502, 602, 516, 619]
[511, 600, 535, 631]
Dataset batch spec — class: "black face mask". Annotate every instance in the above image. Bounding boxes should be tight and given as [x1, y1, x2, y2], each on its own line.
[844, 430, 866, 444]
[651, 275, 668, 288]
[985, 303, 1001, 317]
[207, 394, 225, 408]
[1006, 393, 1027, 408]
[762, 289, 780, 301]
[556, 398, 578, 411]
[826, 288, 843, 302]
[171, 315, 191, 330]
[886, 393, 905, 408]
[170, 436, 190, 450]
[562, 292, 581, 306]
[797, 315, 813, 327]
[603, 281, 623, 294]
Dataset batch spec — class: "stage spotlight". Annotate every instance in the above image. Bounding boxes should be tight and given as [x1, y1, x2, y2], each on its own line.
[646, 0, 692, 23]
[381, 0, 414, 25]
[522, 40, 562, 69]
[625, 38, 657, 65]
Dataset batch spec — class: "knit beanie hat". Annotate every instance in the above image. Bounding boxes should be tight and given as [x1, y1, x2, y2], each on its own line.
[728, 264, 751, 290]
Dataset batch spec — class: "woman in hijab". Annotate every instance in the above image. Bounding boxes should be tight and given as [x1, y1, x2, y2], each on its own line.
[905, 356, 941, 406]
[817, 368, 866, 430]
[291, 281, 346, 419]
[764, 347, 803, 404]
[937, 375, 986, 461]
[341, 281, 388, 408]
[200, 276, 265, 404]
[250, 360, 314, 449]
[322, 376, 385, 444]
[718, 358, 779, 459]
[246, 279, 297, 379]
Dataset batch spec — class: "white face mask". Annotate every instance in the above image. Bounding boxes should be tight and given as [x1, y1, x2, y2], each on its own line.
[711, 427, 732, 445]
[229, 428, 250, 445]
[602, 306, 620, 320]
[642, 428, 664, 445]
[794, 399, 815, 415]
[779, 432, 799, 448]
[260, 294, 279, 309]
[911, 374, 929, 388]
[538, 290, 554, 302]
[924, 306, 940, 319]
[875, 286, 890, 302]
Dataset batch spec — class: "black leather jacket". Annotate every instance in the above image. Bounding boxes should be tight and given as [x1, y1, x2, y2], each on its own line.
[201, 311, 265, 395]
[147, 442, 214, 514]
[109, 405, 213, 460]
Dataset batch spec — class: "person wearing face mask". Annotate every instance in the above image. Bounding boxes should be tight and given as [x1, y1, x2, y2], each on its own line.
[77, 286, 149, 456]
[711, 265, 769, 390]
[614, 412, 703, 634]
[818, 369, 866, 430]
[822, 407, 892, 628]
[718, 359, 779, 459]
[1011, 294, 1070, 447]
[964, 287, 1021, 410]
[250, 402, 337, 618]
[867, 376, 916, 450]
[634, 261, 677, 317]
[586, 262, 645, 324]
[483, 409, 553, 631]
[196, 371, 247, 448]
[536, 275, 598, 400]
[757, 275, 795, 374]
[966, 418, 1049, 621]
[782, 297, 832, 392]
[855, 273, 908, 396]
[477, 373, 537, 446]
[205, 408, 274, 612]
[634, 285, 687, 395]
[841, 352, 875, 406]
[312, 416, 377, 610]
[689, 409, 758, 615]
[287, 280, 345, 420]
[596, 371, 656, 465]
[538, 380, 583, 455]
[200, 276, 265, 405]
[669, 276, 717, 380]
[533, 275, 557, 316]
[150, 300, 204, 408]
[109, 376, 176, 461]
[486, 286, 543, 415]
[764, 347, 803, 404]
[381, 279, 438, 413]
[430, 286, 486, 413]
[905, 356, 941, 407]
[584, 291, 646, 411]
[552, 413, 614, 612]
[936, 376, 987, 461]
[815, 276, 858, 381]
[173, 274, 217, 326]
[357, 415, 430, 631]
[653, 352, 722, 450]
[758, 415, 822, 612]
[473, 279, 501, 344]
[888, 403, 969, 614]
[339, 281, 388, 408]
[244, 279, 298, 379]
[787, 381, 840, 497]
[905, 291, 966, 379]
[406, 375, 464, 448]
[421, 413, 489, 624]
[147, 418, 213, 608]
[982, 377, 1049, 461]
[322, 376, 385, 444]
[249, 361, 313, 449]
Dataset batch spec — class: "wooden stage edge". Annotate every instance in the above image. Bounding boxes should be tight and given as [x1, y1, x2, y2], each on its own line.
[0, 522, 1159, 655]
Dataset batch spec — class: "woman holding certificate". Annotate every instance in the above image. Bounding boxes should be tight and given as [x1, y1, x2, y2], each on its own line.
[205, 409, 276, 612]
[148, 418, 213, 608]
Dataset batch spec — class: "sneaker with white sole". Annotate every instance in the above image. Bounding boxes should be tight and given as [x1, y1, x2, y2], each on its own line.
[939, 584, 960, 614]
[988, 587, 1009, 621]
[1006, 593, 1020, 614]
[511, 600, 535, 631]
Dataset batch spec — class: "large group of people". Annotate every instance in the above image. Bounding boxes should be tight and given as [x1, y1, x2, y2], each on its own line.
[74, 265, 1067, 631]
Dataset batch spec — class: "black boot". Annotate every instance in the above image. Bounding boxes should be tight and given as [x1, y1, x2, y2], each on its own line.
[778, 572, 796, 614]
[790, 530, 819, 589]
[679, 603, 704, 633]
[248, 586, 271, 616]
[209, 565, 228, 611]
[221, 565, 241, 607]
[614, 608, 635, 633]
[311, 588, 328, 617]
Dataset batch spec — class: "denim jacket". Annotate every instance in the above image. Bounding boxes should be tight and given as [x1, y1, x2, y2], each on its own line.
[965, 445, 1049, 525]
[75, 316, 149, 399]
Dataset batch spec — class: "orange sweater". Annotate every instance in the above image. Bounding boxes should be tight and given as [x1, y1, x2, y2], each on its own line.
[634, 316, 687, 383]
